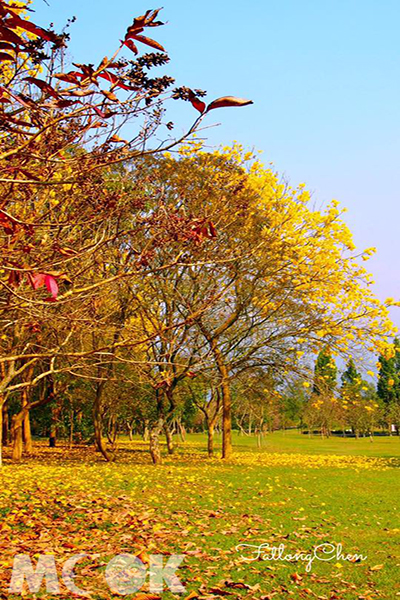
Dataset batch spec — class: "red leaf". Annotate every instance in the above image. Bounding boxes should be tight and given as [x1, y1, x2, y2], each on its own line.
[191, 99, 206, 113]
[91, 105, 106, 118]
[125, 26, 144, 38]
[45, 275, 59, 299]
[30, 273, 46, 290]
[54, 99, 76, 108]
[139, 8, 163, 26]
[0, 25, 24, 45]
[7, 13, 58, 43]
[0, 85, 32, 107]
[122, 39, 138, 54]
[206, 96, 253, 111]
[8, 270, 22, 288]
[0, 51, 13, 61]
[125, 9, 163, 37]
[209, 222, 217, 237]
[187, 89, 206, 114]
[24, 77, 60, 99]
[54, 72, 82, 85]
[0, 211, 15, 234]
[98, 71, 132, 91]
[72, 63, 98, 83]
[129, 33, 165, 52]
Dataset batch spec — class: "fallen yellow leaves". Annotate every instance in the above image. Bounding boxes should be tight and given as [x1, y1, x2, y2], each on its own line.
[231, 452, 395, 471]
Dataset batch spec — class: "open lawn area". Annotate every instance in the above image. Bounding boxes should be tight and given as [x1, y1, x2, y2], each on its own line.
[0, 432, 399, 600]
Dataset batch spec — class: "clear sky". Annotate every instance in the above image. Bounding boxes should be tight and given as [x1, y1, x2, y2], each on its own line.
[33, 0, 400, 328]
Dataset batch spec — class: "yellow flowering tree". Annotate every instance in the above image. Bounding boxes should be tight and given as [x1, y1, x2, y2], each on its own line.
[146, 144, 396, 458]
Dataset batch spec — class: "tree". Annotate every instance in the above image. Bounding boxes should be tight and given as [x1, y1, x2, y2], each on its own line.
[377, 338, 400, 433]
[341, 358, 360, 387]
[119, 145, 396, 459]
[313, 349, 338, 396]
[0, 1, 252, 464]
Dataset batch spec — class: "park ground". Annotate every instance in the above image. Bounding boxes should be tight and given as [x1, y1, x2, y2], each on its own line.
[0, 431, 399, 600]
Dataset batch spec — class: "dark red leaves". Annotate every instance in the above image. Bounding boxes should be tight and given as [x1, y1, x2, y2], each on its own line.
[122, 39, 138, 54]
[72, 63, 98, 83]
[125, 8, 163, 37]
[126, 33, 165, 52]
[98, 71, 132, 91]
[190, 97, 206, 113]
[191, 219, 218, 244]
[207, 96, 253, 111]
[124, 9, 165, 52]
[24, 77, 60, 99]
[54, 72, 82, 85]
[0, 24, 23, 45]
[89, 105, 114, 119]
[8, 270, 22, 288]
[6, 13, 58, 43]
[209, 222, 217, 238]
[91, 105, 107, 118]
[54, 98, 76, 108]
[0, 210, 16, 235]
[0, 85, 33, 107]
[186, 91, 253, 115]
[188, 90, 206, 114]
[0, 50, 12, 60]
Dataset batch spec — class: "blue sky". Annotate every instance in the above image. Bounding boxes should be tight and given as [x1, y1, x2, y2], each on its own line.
[33, 0, 400, 328]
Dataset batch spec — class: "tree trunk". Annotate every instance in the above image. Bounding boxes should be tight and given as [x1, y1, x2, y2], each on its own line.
[220, 366, 232, 459]
[164, 422, 174, 454]
[2, 404, 8, 447]
[22, 382, 32, 455]
[107, 415, 118, 451]
[93, 382, 112, 461]
[69, 410, 74, 448]
[149, 419, 164, 465]
[23, 409, 32, 454]
[248, 411, 252, 435]
[207, 420, 215, 457]
[12, 412, 24, 461]
[178, 419, 186, 442]
[209, 342, 232, 459]
[12, 368, 34, 459]
[49, 415, 57, 447]
[76, 411, 83, 444]
[47, 375, 60, 448]
[142, 419, 149, 441]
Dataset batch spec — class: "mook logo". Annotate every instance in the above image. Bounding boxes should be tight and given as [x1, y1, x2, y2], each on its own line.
[8, 553, 186, 596]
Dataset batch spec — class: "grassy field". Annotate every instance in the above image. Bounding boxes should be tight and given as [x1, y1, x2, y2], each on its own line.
[0, 431, 399, 600]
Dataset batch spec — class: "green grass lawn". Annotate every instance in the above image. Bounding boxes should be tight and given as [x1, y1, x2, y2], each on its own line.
[221, 429, 400, 458]
[0, 431, 399, 599]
